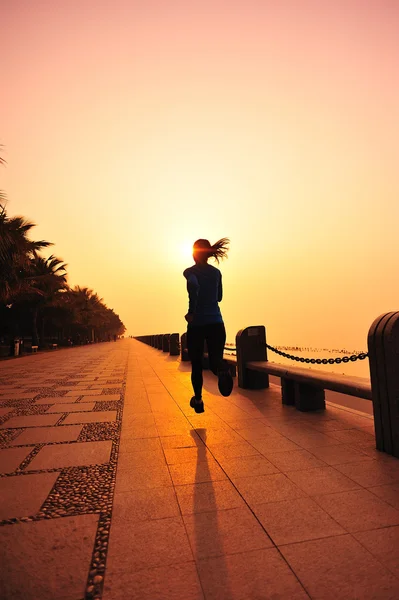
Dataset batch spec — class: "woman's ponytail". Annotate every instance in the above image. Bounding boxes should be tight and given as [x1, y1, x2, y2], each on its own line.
[209, 238, 230, 263]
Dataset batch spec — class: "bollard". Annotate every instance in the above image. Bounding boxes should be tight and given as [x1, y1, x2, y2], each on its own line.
[169, 333, 180, 356]
[14, 339, 20, 357]
[157, 334, 163, 350]
[162, 334, 170, 352]
[368, 311, 399, 457]
[236, 326, 269, 389]
[181, 333, 190, 361]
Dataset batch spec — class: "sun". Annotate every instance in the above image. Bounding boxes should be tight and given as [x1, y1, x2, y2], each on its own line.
[180, 241, 193, 261]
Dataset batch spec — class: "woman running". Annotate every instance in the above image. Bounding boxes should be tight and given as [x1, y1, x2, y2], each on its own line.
[183, 238, 233, 413]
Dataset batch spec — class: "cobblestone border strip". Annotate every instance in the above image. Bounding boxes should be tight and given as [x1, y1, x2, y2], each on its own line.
[0, 362, 127, 600]
[84, 379, 125, 600]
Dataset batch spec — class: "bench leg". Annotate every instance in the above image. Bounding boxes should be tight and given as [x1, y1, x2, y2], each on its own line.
[295, 383, 325, 412]
[281, 378, 296, 405]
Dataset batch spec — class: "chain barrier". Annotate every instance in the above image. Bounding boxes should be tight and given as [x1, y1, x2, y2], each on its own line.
[265, 344, 368, 365]
[224, 345, 369, 365]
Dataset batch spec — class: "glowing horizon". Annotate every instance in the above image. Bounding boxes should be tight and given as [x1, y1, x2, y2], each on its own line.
[2, 0, 399, 349]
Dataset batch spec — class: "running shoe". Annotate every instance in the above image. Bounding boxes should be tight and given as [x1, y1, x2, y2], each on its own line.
[218, 368, 233, 397]
[190, 396, 205, 413]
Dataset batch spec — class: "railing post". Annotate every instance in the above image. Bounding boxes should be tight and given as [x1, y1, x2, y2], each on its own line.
[162, 334, 170, 352]
[236, 326, 269, 389]
[181, 333, 189, 361]
[368, 311, 399, 457]
[169, 333, 180, 356]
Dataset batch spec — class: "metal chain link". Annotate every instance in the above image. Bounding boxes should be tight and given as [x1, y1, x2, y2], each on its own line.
[224, 345, 368, 365]
[265, 344, 368, 365]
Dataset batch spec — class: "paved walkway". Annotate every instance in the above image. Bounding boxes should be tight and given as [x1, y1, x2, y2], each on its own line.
[1, 340, 399, 599]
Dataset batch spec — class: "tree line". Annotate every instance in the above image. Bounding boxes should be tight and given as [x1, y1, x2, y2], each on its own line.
[0, 153, 126, 354]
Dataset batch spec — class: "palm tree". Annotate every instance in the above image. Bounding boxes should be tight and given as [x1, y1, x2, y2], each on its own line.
[0, 205, 52, 304]
[25, 253, 68, 346]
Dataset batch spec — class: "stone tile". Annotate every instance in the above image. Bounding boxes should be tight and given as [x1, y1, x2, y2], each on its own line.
[0, 407, 12, 418]
[335, 459, 399, 487]
[328, 428, 375, 445]
[233, 473, 306, 506]
[0, 447, 33, 473]
[315, 489, 399, 532]
[128, 413, 156, 427]
[55, 386, 78, 391]
[112, 487, 180, 523]
[221, 454, 280, 481]
[280, 534, 399, 600]
[0, 472, 59, 519]
[309, 419, 355, 432]
[175, 480, 245, 515]
[22, 383, 55, 389]
[117, 449, 166, 471]
[197, 547, 308, 600]
[278, 428, 341, 449]
[241, 436, 302, 456]
[45, 402, 95, 413]
[287, 466, 361, 496]
[106, 517, 193, 572]
[103, 562, 204, 600]
[63, 410, 117, 424]
[307, 443, 369, 465]
[257, 496, 345, 545]
[169, 459, 227, 486]
[66, 389, 100, 396]
[183, 506, 273, 559]
[232, 424, 278, 441]
[34, 396, 78, 404]
[122, 423, 159, 438]
[266, 449, 327, 472]
[0, 392, 37, 400]
[164, 446, 211, 465]
[0, 514, 98, 600]
[115, 465, 172, 491]
[195, 428, 242, 446]
[27, 440, 112, 470]
[0, 414, 60, 428]
[10, 425, 83, 445]
[368, 483, 399, 510]
[119, 437, 162, 453]
[81, 394, 120, 402]
[160, 433, 201, 449]
[354, 526, 399, 578]
[209, 442, 260, 462]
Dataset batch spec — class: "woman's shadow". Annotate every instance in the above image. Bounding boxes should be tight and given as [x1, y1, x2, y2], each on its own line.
[189, 428, 233, 597]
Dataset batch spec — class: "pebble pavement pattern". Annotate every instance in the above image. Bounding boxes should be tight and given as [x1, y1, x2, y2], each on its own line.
[0, 342, 126, 600]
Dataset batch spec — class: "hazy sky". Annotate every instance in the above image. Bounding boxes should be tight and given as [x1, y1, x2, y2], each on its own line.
[2, 0, 399, 350]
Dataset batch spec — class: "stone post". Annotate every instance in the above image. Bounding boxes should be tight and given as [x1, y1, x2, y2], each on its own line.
[236, 326, 269, 389]
[162, 334, 170, 352]
[181, 333, 190, 361]
[368, 311, 399, 457]
[169, 333, 180, 356]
